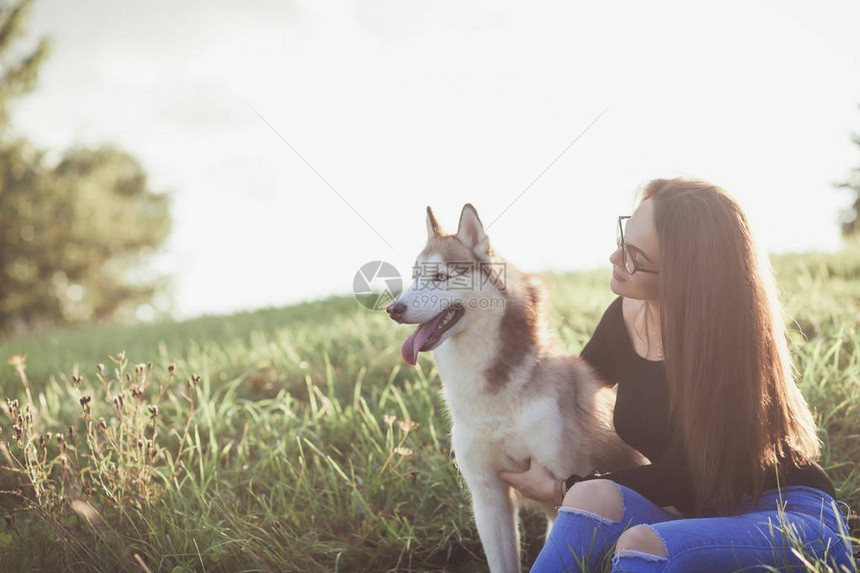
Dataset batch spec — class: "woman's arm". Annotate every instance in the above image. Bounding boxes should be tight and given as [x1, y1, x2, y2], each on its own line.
[499, 436, 693, 512]
[570, 431, 694, 512]
[498, 458, 565, 505]
[499, 434, 694, 512]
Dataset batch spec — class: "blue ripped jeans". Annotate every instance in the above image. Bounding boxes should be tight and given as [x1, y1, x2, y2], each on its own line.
[529, 483, 855, 572]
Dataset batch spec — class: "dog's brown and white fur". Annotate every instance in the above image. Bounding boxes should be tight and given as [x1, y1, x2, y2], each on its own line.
[386, 204, 644, 573]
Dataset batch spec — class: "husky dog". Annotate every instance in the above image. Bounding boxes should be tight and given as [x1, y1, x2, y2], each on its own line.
[386, 204, 644, 573]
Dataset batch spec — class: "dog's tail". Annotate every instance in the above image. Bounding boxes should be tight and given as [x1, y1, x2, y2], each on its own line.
[589, 385, 649, 471]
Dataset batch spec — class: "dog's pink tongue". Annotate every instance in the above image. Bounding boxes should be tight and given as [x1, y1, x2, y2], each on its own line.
[402, 323, 434, 366]
[401, 312, 447, 365]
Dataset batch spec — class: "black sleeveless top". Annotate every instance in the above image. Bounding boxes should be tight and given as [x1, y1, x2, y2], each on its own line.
[573, 296, 835, 516]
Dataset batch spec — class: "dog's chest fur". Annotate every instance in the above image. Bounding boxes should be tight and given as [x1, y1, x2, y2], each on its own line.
[430, 326, 573, 476]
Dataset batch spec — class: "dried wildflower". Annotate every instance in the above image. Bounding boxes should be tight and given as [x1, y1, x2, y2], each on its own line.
[394, 447, 413, 457]
[5, 355, 26, 369]
[168, 364, 175, 373]
[148, 405, 158, 420]
[125, 373, 132, 383]
[13, 425, 22, 441]
[131, 386, 143, 399]
[397, 420, 419, 433]
[80, 396, 92, 415]
[383, 415, 396, 426]
[97, 363, 105, 375]
[113, 394, 125, 415]
[191, 374, 201, 386]
[71, 375, 82, 387]
[136, 439, 144, 450]
[97, 418, 107, 433]
[67, 425, 75, 441]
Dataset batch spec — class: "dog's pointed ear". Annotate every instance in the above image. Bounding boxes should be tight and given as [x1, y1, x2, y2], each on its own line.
[456, 203, 490, 255]
[426, 206, 443, 240]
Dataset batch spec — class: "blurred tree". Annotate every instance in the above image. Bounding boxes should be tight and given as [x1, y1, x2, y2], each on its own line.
[837, 109, 860, 236]
[0, 0, 171, 334]
[0, 0, 50, 129]
[0, 143, 171, 332]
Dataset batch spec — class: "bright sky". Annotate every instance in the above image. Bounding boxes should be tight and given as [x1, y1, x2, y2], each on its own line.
[11, 0, 860, 319]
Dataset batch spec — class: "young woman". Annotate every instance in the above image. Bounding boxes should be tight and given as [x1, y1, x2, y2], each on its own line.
[499, 178, 855, 572]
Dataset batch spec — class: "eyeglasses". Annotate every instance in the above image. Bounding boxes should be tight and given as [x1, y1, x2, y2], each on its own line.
[617, 216, 659, 275]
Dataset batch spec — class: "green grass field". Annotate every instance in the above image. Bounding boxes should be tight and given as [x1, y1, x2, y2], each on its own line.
[0, 248, 858, 572]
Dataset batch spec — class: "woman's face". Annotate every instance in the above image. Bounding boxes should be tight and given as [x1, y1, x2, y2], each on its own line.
[609, 198, 660, 301]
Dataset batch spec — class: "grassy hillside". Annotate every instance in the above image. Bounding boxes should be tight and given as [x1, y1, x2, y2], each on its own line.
[0, 249, 857, 572]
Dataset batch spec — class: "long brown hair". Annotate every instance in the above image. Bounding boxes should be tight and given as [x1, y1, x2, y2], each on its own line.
[641, 178, 821, 517]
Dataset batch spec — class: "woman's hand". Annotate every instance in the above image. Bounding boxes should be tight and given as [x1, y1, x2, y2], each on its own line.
[498, 458, 561, 505]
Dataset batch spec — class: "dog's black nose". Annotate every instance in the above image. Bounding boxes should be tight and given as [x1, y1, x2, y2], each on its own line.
[386, 301, 406, 321]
